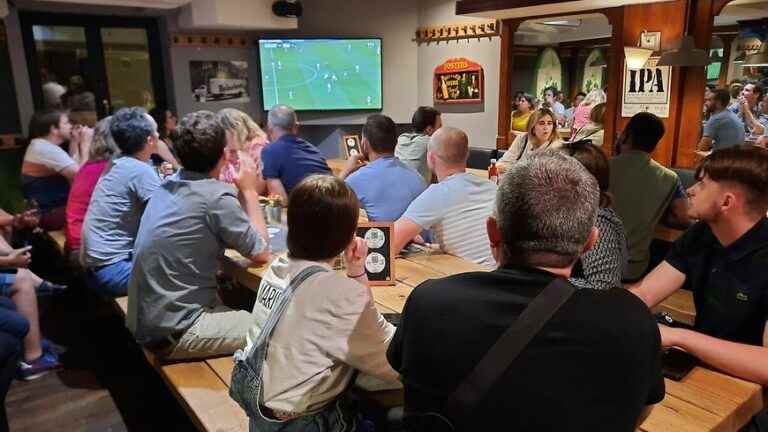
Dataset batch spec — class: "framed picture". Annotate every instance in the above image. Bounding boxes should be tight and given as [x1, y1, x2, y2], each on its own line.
[356, 222, 396, 286]
[342, 134, 362, 158]
[433, 57, 484, 104]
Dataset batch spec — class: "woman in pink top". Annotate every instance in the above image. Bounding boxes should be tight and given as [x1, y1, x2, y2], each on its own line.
[216, 109, 269, 195]
[570, 88, 607, 134]
[64, 117, 118, 262]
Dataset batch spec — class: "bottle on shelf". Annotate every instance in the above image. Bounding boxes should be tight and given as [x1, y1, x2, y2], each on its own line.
[488, 158, 498, 185]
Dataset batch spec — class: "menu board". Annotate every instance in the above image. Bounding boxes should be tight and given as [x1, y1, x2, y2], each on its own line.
[356, 222, 396, 286]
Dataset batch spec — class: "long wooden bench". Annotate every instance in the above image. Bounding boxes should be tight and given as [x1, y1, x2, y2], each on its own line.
[112, 297, 248, 432]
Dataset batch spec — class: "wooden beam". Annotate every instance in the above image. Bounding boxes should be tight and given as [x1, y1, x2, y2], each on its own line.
[496, 19, 522, 149]
[457, 0, 563, 15]
[602, 7, 624, 157]
[674, 0, 718, 168]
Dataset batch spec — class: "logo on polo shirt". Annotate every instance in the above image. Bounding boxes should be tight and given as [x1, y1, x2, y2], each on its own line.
[736, 292, 749, 302]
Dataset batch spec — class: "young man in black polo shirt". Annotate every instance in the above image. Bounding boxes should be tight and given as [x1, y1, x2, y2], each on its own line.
[387, 152, 664, 431]
[632, 145, 768, 385]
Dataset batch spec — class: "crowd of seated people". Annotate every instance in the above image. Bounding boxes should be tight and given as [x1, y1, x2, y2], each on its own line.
[7, 88, 768, 432]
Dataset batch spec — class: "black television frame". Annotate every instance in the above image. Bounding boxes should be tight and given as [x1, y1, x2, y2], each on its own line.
[256, 37, 383, 112]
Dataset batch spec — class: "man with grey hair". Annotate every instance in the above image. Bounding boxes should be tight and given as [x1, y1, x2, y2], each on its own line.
[388, 152, 664, 431]
[261, 104, 331, 201]
[393, 126, 497, 268]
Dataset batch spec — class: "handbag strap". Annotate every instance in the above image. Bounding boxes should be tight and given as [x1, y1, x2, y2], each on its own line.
[444, 277, 576, 427]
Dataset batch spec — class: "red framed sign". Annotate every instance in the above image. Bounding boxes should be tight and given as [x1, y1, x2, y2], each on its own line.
[433, 57, 484, 104]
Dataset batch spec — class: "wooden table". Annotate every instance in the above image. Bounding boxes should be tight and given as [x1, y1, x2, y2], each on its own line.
[222, 249, 762, 431]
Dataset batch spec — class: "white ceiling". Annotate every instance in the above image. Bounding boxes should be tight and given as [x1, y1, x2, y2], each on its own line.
[716, 0, 768, 26]
[39, 0, 189, 8]
[515, 13, 611, 45]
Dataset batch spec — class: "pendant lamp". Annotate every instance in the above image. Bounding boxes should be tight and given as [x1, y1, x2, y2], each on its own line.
[657, 35, 709, 67]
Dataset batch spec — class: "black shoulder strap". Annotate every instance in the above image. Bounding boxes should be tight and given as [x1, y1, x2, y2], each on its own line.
[444, 278, 576, 428]
[516, 135, 529, 161]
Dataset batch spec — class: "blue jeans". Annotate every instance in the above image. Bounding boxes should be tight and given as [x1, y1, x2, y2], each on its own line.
[0, 297, 29, 339]
[86, 259, 132, 297]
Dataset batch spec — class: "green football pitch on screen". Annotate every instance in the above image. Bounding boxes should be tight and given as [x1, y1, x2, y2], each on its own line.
[259, 39, 382, 111]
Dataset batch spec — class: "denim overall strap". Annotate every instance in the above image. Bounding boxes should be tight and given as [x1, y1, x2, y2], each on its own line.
[247, 265, 328, 366]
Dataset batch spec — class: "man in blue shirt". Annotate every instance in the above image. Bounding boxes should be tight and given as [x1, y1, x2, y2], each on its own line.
[262, 105, 332, 202]
[339, 114, 426, 222]
[698, 88, 745, 152]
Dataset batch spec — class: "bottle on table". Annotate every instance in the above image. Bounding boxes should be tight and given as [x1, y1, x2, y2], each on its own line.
[488, 158, 499, 185]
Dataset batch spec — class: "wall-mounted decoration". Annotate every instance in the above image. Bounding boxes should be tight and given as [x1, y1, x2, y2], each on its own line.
[342, 134, 362, 158]
[356, 222, 396, 286]
[582, 49, 605, 93]
[171, 33, 248, 48]
[640, 32, 662, 52]
[534, 48, 563, 99]
[414, 20, 499, 45]
[433, 57, 483, 104]
[189, 61, 250, 103]
[621, 57, 671, 118]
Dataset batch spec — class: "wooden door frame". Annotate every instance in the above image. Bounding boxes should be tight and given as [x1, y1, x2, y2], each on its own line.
[495, 8, 623, 151]
[19, 11, 167, 117]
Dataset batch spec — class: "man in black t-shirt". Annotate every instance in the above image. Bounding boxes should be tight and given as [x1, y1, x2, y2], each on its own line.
[632, 146, 768, 386]
[387, 152, 664, 431]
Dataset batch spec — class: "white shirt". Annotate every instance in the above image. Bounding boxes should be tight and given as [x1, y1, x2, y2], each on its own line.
[22, 138, 76, 176]
[249, 256, 398, 414]
[402, 173, 498, 269]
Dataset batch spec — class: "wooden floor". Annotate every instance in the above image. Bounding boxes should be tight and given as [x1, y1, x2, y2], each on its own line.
[5, 280, 197, 431]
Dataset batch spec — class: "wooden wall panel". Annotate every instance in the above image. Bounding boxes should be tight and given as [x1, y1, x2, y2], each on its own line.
[617, 0, 688, 167]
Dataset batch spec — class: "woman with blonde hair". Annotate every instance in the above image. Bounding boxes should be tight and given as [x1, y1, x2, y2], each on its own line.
[497, 107, 564, 174]
[217, 108, 269, 194]
[571, 88, 606, 132]
[571, 102, 607, 147]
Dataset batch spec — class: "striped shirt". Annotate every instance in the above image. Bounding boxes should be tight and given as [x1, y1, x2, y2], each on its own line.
[402, 172, 497, 268]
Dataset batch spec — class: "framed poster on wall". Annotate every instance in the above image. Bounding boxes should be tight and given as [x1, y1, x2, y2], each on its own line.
[534, 47, 563, 99]
[356, 222, 396, 286]
[621, 57, 671, 118]
[582, 49, 605, 93]
[433, 57, 484, 104]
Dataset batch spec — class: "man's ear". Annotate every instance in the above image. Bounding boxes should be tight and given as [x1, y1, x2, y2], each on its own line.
[582, 226, 599, 254]
[720, 190, 738, 213]
[487, 216, 502, 264]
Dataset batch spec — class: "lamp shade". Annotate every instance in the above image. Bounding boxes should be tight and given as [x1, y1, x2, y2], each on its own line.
[742, 43, 768, 67]
[657, 36, 709, 67]
[624, 46, 653, 69]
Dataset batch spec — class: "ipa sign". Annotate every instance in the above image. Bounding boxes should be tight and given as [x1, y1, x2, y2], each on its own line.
[621, 57, 671, 118]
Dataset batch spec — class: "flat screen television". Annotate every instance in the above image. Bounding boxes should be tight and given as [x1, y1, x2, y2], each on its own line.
[258, 38, 382, 111]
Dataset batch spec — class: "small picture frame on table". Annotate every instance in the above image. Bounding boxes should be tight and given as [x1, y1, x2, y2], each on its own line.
[356, 222, 396, 286]
[342, 135, 362, 159]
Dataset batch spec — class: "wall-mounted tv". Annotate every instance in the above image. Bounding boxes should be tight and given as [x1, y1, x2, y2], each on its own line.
[258, 38, 382, 111]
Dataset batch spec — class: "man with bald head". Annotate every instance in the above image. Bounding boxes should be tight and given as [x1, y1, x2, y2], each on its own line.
[262, 104, 331, 201]
[393, 127, 497, 268]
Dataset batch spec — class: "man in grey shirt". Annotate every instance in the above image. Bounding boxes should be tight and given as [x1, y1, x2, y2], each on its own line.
[698, 88, 745, 152]
[396, 106, 441, 183]
[82, 107, 160, 297]
[127, 110, 270, 360]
